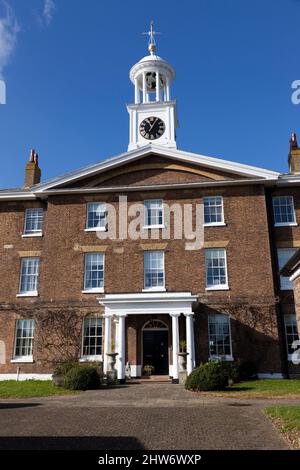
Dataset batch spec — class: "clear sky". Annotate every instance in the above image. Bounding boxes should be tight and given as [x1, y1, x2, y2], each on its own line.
[0, 0, 300, 189]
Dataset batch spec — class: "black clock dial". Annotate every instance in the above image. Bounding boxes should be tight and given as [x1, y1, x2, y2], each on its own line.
[139, 116, 165, 140]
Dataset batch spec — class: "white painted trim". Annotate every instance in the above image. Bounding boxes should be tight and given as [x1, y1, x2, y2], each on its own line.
[274, 222, 298, 227]
[32, 144, 280, 193]
[79, 355, 103, 362]
[99, 292, 196, 316]
[290, 267, 300, 282]
[0, 373, 52, 381]
[257, 373, 283, 379]
[84, 228, 106, 232]
[82, 289, 104, 294]
[22, 232, 43, 238]
[16, 292, 38, 297]
[209, 355, 233, 362]
[205, 285, 229, 291]
[204, 222, 226, 227]
[33, 179, 277, 198]
[11, 357, 33, 363]
[0, 193, 36, 201]
[142, 288, 167, 292]
[142, 225, 166, 230]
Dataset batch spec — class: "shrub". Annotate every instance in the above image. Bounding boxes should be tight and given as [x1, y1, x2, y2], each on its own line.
[185, 361, 228, 391]
[53, 358, 78, 377]
[64, 365, 101, 391]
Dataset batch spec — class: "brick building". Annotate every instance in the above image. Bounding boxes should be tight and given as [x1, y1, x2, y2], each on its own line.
[0, 29, 299, 382]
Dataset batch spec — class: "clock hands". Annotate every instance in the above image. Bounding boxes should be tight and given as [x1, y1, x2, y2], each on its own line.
[149, 117, 158, 132]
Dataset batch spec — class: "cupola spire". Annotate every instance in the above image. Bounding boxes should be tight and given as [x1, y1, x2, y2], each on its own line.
[143, 20, 160, 55]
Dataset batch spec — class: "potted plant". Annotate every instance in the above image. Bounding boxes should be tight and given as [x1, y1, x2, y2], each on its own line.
[143, 364, 155, 377]
[177, 340, 189, 372]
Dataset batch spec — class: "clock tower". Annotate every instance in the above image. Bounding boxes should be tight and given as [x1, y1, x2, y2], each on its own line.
[127, 22, 178, 151]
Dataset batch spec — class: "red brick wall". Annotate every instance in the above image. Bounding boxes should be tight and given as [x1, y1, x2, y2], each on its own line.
[0, 182, 286, 375]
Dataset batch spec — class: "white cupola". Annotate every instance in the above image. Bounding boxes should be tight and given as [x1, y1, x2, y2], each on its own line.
[127, 21, 178, 151]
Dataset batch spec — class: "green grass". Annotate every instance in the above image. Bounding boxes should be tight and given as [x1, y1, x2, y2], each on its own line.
[197, 379, 300, 398]
[265, 406, 300, 432]
[0, 380, 79, 398]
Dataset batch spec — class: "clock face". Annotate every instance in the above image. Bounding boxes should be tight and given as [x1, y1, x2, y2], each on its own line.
[139, 116, 165, 140]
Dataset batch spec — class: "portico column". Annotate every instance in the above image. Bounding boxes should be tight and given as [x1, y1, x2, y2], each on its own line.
[103, 313, 112, 374]
[184, 312, 195, 375]
[116, 314, 127, 383]
[171, 312, 180, 384]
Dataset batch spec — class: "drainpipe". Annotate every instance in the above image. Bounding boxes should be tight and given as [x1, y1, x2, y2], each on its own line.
[265, 187, 290, 379]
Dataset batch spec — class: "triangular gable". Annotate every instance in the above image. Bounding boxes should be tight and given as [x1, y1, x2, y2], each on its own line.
[32, 144, 280, 192]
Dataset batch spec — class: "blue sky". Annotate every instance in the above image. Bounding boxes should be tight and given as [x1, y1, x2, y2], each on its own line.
[0, 0, 300, 189]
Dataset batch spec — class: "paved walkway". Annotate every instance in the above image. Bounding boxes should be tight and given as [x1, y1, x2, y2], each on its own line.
[0, 382, 296, 450]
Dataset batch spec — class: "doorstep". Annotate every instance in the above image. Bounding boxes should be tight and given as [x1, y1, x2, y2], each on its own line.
[129, 375, 172, 383]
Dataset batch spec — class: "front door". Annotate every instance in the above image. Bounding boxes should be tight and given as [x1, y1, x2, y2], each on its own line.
[143, 330, 168, 375]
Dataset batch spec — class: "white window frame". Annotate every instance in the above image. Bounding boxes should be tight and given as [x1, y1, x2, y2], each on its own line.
[143, 199, 164, 229]
[22, 208, 43, 237]
[205, 248, 229, 291]
[82, 252, 105, 293]
[203, 196, 225, 227]
[11, 319, 35, 363]
[80, 316, 103, 362]
[277, 248, 297, 290]
[284, 314, 300, 362]
[272, 196, 297, 227]
[143, 250, 166, 291]
[17, 257, 40, 297]
[208, 314, 233, 361]
[85, 202, 107, 232]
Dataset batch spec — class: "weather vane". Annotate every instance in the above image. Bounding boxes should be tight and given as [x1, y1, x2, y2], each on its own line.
[142, 20, 161, 54]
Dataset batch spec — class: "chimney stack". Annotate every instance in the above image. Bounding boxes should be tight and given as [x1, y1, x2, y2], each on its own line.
[288, 132, 300, 174]
[24, 149, 41, 188]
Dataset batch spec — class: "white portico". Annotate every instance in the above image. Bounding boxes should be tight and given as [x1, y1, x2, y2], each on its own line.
[99, 292, 197, 383]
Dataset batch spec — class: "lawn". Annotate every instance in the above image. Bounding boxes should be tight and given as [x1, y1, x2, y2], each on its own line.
[265, 406, 300, 449]
[197, 379, 300, 398]
[0, 380, 78, 398]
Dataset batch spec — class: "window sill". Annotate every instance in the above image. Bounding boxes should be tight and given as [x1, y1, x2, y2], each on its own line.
[142, 225, 166, 230]
[209, 356, 233, 362]
[11, 357, 33, 363]
[142, 288, 166, 292]
[84, 227, 106, 232]
[22, 232, 43, 238]
[80, 356, 102, 362]
[274, 222, 298, 227]
[82, 289, 104, 294]
[205, 285, 229, 291]
[16, 292, 38, 298]
[203, 222, 226, 227]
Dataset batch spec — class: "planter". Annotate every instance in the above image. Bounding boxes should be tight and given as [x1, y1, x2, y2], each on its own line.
[106, 352, 118, 372]
[177, 352, 189, 372]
